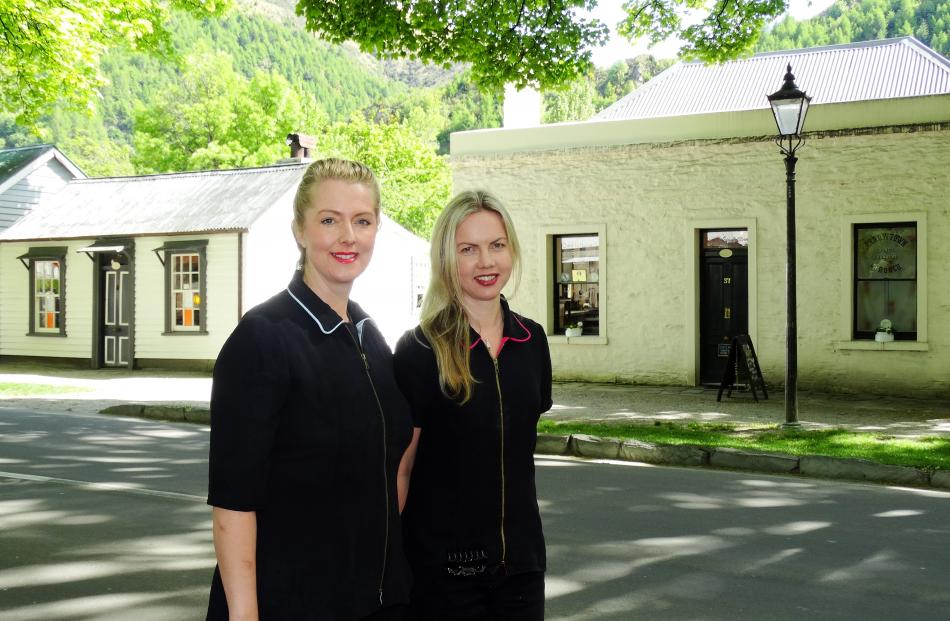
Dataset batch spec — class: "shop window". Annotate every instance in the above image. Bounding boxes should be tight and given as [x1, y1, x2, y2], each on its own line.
[156, 240, 208, 334]
[553, 234, 600, 336]
[34, 259, 64, 333]
[171, 253, 202, 330]
[18, 247, 67, 336]
[853, 223, 916, 340]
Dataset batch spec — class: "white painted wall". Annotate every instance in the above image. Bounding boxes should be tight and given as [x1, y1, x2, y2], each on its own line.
[244, 187, 299, 311]
[351, 216, 429, 347]
[452, 125, 950, 398]
[133, 233, 240, 361]
[0, 240, 95, 358]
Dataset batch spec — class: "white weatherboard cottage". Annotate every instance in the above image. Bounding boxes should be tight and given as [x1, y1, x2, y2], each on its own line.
[0, 160, 428, 369]
[452, 37, 950, 398]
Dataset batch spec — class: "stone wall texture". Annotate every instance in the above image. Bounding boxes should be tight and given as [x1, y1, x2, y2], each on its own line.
[452, 127, 950, 397]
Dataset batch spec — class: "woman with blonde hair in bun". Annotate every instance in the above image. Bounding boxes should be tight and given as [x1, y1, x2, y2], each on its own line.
[207, 158, 413, 620]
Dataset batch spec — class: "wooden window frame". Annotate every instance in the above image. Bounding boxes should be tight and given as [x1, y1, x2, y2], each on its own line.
[852, 221, 917, 341]
[22, 247, 67, 337]
[541, 224, 607, 345]
[160, 240, 208, 335]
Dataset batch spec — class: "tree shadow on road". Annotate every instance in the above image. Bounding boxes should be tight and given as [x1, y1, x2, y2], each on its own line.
[537, 457, 950, 621]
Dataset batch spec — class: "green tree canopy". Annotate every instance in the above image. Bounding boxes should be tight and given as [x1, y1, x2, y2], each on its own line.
[296, 0, 610, 89]
[619, 0, 788, 63]
[294, 0, 798, 88]
[316, 115, 452, 238]
[132, 49, 323, 173]
[0, 0, 227, 126]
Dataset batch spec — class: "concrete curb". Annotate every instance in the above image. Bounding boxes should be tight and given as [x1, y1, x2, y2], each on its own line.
[620, 439, 707, 466]
[536, 433, 570, 455]
[536, 433, 945, 490]
[709, 447, 799, 474]
[570, 434, 621, 459]
[800, 455, 929, 486]
[100, 404, 210, 425]
[930, 470, 950, 490]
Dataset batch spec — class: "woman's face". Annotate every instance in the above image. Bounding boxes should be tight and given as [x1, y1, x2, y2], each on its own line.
[454, 209, 512, 307]
[294, 178, 378, 291]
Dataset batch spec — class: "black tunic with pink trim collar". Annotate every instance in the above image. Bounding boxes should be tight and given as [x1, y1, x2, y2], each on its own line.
[394, 298, 553, 576]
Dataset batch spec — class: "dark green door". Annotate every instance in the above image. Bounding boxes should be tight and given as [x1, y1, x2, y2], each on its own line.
[100, 255, 133, 367]
[699, 230, 749, 385]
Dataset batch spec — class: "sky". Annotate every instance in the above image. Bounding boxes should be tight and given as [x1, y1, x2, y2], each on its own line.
[587, 0, 838, 67]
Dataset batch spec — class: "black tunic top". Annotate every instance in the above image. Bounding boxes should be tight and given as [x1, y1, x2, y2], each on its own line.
[207, 271, 413, 620]
[393, 299, 552, 576]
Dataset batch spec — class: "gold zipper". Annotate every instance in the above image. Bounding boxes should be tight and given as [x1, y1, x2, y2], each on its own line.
[491, 352, 507, 570]
[348, 329, 389, 606]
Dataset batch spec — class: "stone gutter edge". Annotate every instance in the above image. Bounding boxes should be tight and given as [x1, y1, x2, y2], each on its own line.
[537, 433, 950, 491]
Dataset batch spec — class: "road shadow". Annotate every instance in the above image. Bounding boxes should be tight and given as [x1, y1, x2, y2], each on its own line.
[537, 457, 950, 620]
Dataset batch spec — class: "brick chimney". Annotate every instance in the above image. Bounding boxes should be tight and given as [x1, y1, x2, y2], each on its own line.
[285, 132, 316, 160]
[503, 84, 541, 128]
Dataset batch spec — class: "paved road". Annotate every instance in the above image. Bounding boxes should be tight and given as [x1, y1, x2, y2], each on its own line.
[2, 408, 949, 620]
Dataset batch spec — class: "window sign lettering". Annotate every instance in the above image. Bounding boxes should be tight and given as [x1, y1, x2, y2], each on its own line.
[853, 223, 917, 340]
[856, 226, 916, 279]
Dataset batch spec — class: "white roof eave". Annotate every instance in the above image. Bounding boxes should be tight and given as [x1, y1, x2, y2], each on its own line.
[450, 93, 950, 158]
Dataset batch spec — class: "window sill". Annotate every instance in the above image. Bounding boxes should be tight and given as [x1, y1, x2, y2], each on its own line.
[26, 332, 67, 337]
[834, 340, 929, 352]
[548, 334, 608, 345]
[162, 330, 209, 336]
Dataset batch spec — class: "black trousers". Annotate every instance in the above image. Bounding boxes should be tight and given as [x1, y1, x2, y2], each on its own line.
[409, 569, 544, 621]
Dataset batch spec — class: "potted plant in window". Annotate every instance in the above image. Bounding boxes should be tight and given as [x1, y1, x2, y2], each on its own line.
[875, 318, 894, 343]
[565, 321, 583, 337]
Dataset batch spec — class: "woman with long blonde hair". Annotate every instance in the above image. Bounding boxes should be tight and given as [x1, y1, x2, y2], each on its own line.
[394, 190, 552, 620]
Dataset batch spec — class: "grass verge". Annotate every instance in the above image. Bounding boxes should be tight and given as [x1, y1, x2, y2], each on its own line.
[0, 382, 93, 397]
[537, 420, 950, 471]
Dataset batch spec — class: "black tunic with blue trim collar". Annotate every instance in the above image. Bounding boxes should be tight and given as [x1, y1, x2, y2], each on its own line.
[393, 298, 553, 576]
[207, 270, 413, 620]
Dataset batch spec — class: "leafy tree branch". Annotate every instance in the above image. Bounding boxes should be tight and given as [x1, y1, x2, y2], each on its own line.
[0, 0, 228, 126]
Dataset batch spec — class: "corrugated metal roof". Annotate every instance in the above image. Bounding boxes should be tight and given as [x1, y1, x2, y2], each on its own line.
[594, 37, 950, 122]
[0, 163, 310, 241]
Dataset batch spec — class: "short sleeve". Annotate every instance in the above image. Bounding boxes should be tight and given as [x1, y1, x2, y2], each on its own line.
[393, 329, 436, 429]
[207, 313, 290, 511]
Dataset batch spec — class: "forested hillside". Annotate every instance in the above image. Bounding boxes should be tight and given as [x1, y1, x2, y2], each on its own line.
[757, 0, 950, 55]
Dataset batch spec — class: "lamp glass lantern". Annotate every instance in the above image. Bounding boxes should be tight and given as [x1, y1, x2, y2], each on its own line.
[768, 64, 812, 137]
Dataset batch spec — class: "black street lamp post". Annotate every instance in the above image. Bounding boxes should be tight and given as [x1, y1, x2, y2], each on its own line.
[768, 64, 811, 428]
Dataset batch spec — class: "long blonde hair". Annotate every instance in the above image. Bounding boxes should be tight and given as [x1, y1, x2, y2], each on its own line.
[292, 158, 381, 269]
[419, 190, 522, 403]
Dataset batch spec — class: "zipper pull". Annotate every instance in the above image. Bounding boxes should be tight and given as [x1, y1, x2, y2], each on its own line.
[378, 588, 384, 606]
[361, 351, 370, 371]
